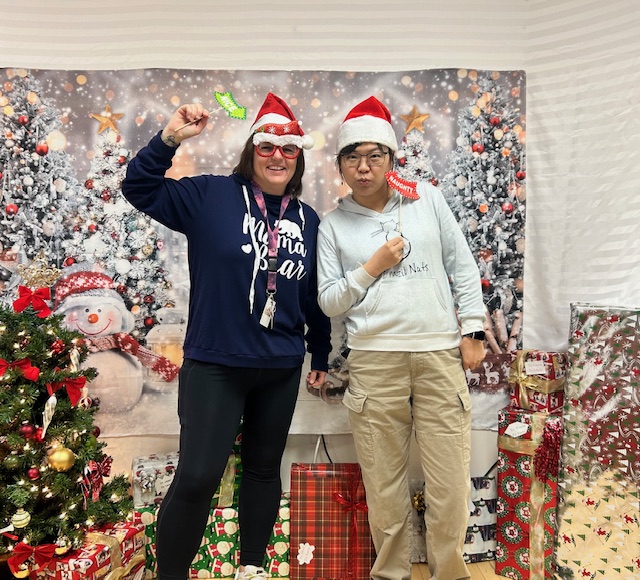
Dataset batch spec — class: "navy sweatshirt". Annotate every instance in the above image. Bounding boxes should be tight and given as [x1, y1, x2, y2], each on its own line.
[122, 132, 331, 371]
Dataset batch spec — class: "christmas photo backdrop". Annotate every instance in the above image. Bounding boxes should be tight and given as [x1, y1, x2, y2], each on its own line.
[0, 67, 526, 436]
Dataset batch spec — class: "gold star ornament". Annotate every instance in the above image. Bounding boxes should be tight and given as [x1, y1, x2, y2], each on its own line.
[400, 105, 430, 134]
[89, 104, 124, 134]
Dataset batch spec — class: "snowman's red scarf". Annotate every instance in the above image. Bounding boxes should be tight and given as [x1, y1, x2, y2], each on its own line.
[86, 332, 180, 382]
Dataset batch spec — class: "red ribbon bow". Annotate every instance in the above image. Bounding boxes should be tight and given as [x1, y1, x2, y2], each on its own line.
[0, 358, 41, 382]
[87, 456, 113, 502]
[47, 376, 87, 407]
[13, 286, 52, 318]
[8, 542, 57, 574]
[332, 465, 368, 579]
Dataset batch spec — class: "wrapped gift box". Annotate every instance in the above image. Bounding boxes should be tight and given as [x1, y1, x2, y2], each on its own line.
[133, 494, 289, 578]
[132, 425, 242, 508]
[289, 463, 375, 580]
[464, 470, 498, 564]
[495, 407, 562, 579]
[23, 521, 146, 580]
[411, 469, 498, 565]
[264, 494, 291, 578]
[508, 349, 568, 413]
[555, 303, 640, 578]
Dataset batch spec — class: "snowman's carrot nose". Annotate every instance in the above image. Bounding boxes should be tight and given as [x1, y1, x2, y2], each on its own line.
[87, 313, 99, 324]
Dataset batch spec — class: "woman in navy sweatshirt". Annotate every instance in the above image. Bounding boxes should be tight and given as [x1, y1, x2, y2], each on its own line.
[122, 93, 331, 580]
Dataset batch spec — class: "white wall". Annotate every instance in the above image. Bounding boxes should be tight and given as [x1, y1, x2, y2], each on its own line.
[1, 0, 639, 484]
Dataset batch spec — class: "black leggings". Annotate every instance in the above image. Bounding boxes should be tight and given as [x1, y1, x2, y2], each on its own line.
[156, 359, 301, 580]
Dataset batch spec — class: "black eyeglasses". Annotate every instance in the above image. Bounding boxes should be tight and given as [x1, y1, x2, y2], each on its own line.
[341, 149, 390, 168]
[254, 143, 301, 159]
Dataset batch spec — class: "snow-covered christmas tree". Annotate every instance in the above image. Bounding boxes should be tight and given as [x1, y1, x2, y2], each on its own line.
[62, 126, 175, 342]
[441, 73, 526, 352]
[395, 104, 437, 185]
[0, 71, 83, 273]
[0, 254, 131, 573]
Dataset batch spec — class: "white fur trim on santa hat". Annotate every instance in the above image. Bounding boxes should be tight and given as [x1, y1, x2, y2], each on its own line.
[337, 115, 398, 154]
[250, 113, 291, 134]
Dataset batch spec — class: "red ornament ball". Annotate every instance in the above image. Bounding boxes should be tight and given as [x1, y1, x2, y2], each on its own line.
[430, 177, 439, 186]
[19, 423, 35, 438]
[117, 284, 127, 295]
[88, 223, 98, 233]
[489, 116, 501, 126]
[35, 143, 49, 156]
[18, 115, 29, 126]
[144, 317, 156, 328]
[101, 191, 111, 202]
[93, 426, 101, 437]
[480, 279, 491, 291]
[64, 257, 76, 266]
[5, 203, 18, 215]
[118, 156, 126, 165]
[471, 143, 485, 154]
[85, 179, 94, 189]
[143, 294, 155, 304]
[516, 170, 526, 180]
[501, 202, 514, 213]
[27, 467, 40, 481]
[398, 158, 406, 167]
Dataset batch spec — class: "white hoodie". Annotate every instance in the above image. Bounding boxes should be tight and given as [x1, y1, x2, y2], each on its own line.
[317, 182, 485, 352]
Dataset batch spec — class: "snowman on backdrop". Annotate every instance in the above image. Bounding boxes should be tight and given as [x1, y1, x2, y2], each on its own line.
[53, 263, 179, 413]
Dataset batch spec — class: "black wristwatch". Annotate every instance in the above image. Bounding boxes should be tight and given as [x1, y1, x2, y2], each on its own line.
[463, 331, 486, 341]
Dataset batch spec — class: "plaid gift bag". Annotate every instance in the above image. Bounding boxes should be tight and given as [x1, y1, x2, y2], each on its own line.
[289, 463, 376, 580]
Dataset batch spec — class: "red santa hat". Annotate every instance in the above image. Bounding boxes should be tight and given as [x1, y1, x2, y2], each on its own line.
[250, 92, 314, 150]
[337, 96, 398, 153]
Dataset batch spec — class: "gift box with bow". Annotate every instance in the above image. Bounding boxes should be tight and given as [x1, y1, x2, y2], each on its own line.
[289, 463, 375, 580]
[508, 349, 568, 413]
[495, 406, 562, 579]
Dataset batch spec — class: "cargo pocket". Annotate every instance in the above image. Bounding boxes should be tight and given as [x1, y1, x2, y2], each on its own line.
[342, 387, 367, 414]
[458, 388, 472, 412]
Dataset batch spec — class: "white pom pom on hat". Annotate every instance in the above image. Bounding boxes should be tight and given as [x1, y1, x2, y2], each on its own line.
[337, 96, 399, 154]
[250, 92, 314, 150]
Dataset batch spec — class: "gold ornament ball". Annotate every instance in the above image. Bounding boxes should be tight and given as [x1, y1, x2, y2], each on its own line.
[11, 508, 31, 529]
[12, 564, 30, 578]
[47, 447, 76, 472]
[55, 536, 72, 555]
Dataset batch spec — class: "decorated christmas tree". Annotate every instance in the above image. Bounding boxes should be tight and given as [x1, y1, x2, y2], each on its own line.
[61, 125, 175, 342]
[0, 256, 131, 576]
[395, 105, 437, 185]
[0, 70, 83, 272]
[441, 73, 526, 352]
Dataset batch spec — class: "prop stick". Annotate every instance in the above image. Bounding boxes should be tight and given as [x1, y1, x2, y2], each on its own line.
[174, 91, 247, 131]
[174, 114, 211, 132]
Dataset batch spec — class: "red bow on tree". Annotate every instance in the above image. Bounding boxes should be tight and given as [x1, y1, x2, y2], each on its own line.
[0, 358, 41, 381]
[8, 542, 57, 574]
[47, 376, 87, 407]
[13, 286, 52, 318]
[85, 456, 113, 502]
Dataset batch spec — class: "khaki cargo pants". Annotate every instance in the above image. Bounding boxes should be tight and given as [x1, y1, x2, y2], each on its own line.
[343, 349, 472, 580]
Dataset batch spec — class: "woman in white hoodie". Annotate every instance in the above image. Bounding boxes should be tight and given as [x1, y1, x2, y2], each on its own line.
[316, 96, 486, 580]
